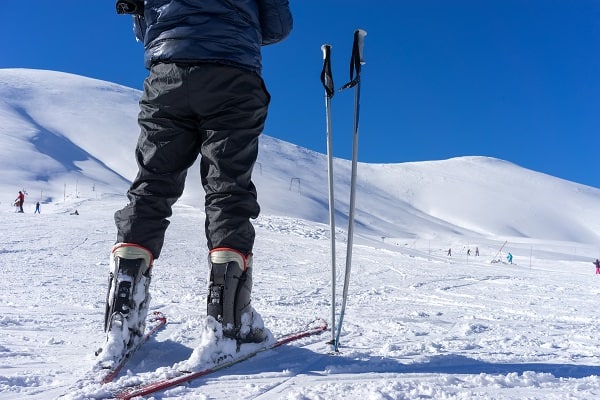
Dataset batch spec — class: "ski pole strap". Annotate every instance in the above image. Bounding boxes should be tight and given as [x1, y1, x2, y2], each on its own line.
[340, 29, 367, 91]
[320, 44, 335, 99]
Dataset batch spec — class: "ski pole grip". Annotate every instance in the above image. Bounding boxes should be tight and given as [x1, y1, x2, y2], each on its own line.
[321, 44, 332, 60]
[320, 44, 335, 98]
[355, 29, 367, 65]
[340, 29, 367, 91]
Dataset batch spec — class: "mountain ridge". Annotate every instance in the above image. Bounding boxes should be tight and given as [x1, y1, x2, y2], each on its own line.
[1, 68, 598, 245]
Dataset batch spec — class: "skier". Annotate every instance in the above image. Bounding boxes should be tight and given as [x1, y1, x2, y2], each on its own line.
[594, 259, 600, 274]
[447, 248, 452, 256]
[102, 0, 293, 362]
[507, 252, 513, 264]
[475, 247, 480, 256]
[34, 202, 41, 214]
[14, 191, 24, 213]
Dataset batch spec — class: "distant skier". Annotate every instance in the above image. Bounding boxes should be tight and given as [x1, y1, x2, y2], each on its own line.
[447, 248, 452, 256]
[467, 249, 471, 256]
[35, 202, 41, 214]
[507, 252, 513, 264]
[475, 247, 480, 256]
[14, 191, 24, 213]
[594, 259, 600, 274]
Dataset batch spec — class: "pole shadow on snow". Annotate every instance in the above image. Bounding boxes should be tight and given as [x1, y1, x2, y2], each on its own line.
[323, 353, 600, 379]
[169, 343, 600, 382]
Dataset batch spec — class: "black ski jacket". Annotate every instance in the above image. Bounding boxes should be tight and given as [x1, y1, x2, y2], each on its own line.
[131, 0, 293, 73]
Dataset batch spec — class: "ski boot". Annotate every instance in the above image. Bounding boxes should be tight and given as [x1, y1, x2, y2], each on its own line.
[99, 243, 153, 363]
[206, 248, 266, 343]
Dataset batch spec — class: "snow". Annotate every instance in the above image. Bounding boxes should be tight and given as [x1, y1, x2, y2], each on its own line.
[1, 68, 600, 399]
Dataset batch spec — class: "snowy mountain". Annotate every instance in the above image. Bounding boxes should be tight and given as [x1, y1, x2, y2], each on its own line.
[2, 69, 600, 399]
[2, 68, 599, 246]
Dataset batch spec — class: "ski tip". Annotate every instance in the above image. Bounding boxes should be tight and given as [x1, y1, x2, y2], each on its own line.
[150, 310, 167, 323]
[310, 318, 328, 330]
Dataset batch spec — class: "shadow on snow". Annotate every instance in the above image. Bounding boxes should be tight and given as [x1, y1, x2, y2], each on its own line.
[185, 345, 600, 381]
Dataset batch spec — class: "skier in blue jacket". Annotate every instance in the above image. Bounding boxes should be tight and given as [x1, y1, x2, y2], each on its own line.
[101, 0, 293, 364]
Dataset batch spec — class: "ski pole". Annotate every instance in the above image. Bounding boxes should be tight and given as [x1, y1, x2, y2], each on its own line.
[320, 43, 337, 345]
[334, 29, 367, 352]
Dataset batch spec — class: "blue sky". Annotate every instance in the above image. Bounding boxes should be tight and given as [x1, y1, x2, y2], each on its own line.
[3, 1, 600, 188]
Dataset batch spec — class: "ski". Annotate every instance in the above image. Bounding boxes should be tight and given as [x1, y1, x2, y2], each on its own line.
[111, 319, 328, 400]
[60, 311, 167, 399]
[98, 310, 167, 384]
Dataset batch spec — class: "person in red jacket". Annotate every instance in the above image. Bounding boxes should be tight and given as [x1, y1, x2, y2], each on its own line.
[594, 259, 600, 274]
[14, 191, 24, 213]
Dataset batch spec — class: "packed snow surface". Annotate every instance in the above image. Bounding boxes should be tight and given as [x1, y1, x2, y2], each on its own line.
[1, 69, 600, 399]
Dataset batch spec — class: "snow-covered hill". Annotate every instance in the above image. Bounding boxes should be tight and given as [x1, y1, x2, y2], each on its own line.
[2, 68, 599, 246]
[2, 69, 600, 399]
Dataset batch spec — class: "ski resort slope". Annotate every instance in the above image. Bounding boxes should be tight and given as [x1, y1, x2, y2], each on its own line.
[1, 69, 600, 399]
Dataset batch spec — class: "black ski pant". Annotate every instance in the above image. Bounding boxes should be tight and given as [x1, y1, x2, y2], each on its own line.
[115, 63, 270, 259]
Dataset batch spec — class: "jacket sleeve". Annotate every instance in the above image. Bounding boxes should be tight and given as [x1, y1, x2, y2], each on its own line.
[133, 15, 147, 43]
[258, 0, 293, 45]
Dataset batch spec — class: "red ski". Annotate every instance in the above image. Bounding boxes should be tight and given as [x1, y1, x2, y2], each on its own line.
[112, 319, 327, 400]
[60, 311, 167, 399]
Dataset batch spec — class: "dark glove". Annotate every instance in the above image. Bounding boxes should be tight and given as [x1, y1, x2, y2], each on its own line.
[116, 0, 144, 15]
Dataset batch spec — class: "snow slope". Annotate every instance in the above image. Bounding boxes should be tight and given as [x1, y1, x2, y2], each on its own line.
[1, 69, 600, 399]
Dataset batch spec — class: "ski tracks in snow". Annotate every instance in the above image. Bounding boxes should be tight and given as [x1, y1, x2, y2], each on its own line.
[3, 198, 600, 398]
